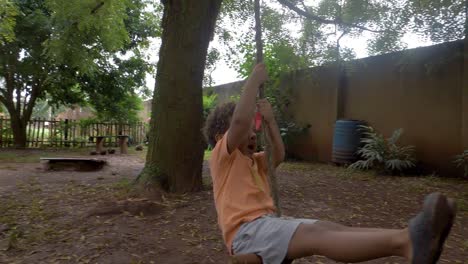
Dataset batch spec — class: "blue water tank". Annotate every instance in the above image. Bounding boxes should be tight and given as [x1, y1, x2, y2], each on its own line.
[332, 119, 365, 164]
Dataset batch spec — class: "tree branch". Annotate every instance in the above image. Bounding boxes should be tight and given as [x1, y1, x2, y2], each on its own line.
[23, 80, 42, 122]
[0, 94, 7, 106]
[22, 87, 30, 117]
[0, 78, 8, 99]
[71, 2, 105, 27]
[0, 91, 14, 115]
[3, 68, 14, 100]
[15, 85, 21, 113]
[0, 85, 8, 99]
[91, 1, 105, 15]
[276, 0, 386, 33]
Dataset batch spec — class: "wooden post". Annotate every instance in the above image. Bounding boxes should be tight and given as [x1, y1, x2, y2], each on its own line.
[462, 36, 468, 151]
[53, 119, 57, 147]
[26, 119, 31, 148]
[118, 135, 128, 154]
[33, 118, 38, 147]
[41, 118, 45, 147]
[80, 121, 84, 148]
[64, 119, 70, 147]
[96, 136, 105, 153]
[139, 122, 142, 143]
[30, 119, 34, 147]
[0, 117, 3, 148]
[71, 120, 75, 147]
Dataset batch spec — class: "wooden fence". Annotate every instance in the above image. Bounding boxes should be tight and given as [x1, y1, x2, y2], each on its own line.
[0, 118, 148, 148]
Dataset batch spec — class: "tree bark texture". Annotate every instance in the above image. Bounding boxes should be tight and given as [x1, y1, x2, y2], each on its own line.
[140, 0, 223, 193]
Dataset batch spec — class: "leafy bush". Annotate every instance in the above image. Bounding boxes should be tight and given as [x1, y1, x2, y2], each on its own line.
[203, 93, 218, 119]
[349, 125, 416, 175]
[279, 121, 310, 146]
[454, 150, 468, 178]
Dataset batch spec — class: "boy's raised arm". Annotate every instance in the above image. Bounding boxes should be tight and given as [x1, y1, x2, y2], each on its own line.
[258, 99, 285, 167]
[227, 63, 268, 153]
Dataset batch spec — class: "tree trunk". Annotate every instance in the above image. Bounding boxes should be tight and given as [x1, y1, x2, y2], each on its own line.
[138, 0, 223, 193]
[10, 114, 27, 148]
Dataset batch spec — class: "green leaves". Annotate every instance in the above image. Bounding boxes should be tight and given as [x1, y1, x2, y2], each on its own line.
[215, 0, 465, 84]
[0, 0, 160, 146]
[453, 150, 468, 178]
[44, 0, 130, 74]
[367, 31, 408, 55]
[202, 93, 218, 119]
[404, 0, 466, 42]
[78, 53, 153, 123]
[349, 125, 416, 175]
[0, 0, 19, 44]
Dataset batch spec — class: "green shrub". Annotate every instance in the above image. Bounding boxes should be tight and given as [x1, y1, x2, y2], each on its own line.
[203, 93, 218, 119]
[279, 121, 310, 147]
[454, 150, 468, 178]
[349, 125, 416, 175]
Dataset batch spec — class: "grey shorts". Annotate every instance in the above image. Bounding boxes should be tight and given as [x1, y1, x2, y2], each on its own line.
[232, 214, 317, 264]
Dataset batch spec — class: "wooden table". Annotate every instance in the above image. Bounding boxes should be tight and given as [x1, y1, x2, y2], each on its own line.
[90, 135, 129, 154]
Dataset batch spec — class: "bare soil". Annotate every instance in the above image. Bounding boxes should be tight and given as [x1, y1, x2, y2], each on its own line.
[0, 149, 466, 264]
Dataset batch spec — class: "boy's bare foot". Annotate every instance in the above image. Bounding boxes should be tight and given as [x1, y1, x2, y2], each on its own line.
[408, 193, 456, 264]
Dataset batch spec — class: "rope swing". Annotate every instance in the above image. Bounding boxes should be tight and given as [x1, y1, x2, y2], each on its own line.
[228, 1, 283, 263]
[254, 0, 282, 217]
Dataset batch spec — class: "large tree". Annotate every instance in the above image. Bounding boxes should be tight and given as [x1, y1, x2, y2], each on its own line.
[0, 0, 159, 147]
[138, 0, 222, 193]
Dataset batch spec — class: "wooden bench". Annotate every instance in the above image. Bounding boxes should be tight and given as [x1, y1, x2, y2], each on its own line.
[89, 135, 129, 154]
[40, 157, 107, 171]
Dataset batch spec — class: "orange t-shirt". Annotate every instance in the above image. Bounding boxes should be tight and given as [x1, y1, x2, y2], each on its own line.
[209, 132, 275, 253]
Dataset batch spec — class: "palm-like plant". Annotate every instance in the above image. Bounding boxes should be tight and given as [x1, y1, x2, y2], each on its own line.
[454, 150, 468, 178]
[349, 125, 416, 175]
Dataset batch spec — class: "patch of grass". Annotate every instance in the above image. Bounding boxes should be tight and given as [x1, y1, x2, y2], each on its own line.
[202, 175, 213, 188]
[114, 177, 132, 189]
[280, 161, 378, 182]
[111, 178, 134, 199]
[0, 152, 40, 163]
[6, 227, 23, 251]
[204, 149, 212, 161]
[0, 185, 60, 251]
[280, 161, 468, 214]
[463, 240, 468, 251]
[16, 178, 42, 193]
[127, 147, 147, 161]
[0, 148, 95, 163]
[23, 225, 59, 246]
[0, 199, 19, 227]
[280, 161, 322, 172]
[0, 164, 18, 170]
[457, 198, 468, 213]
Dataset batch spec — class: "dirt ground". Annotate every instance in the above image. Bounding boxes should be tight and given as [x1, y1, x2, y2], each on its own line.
[0, 149, 467, 264]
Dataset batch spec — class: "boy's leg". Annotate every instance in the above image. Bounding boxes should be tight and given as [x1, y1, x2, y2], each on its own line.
[314, 220, 395, 232]
[286, 193, 455, 263]
[286, 223, 411, 263]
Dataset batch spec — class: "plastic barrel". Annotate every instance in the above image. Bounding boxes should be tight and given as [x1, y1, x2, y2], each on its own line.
[332, 120, 365, 164]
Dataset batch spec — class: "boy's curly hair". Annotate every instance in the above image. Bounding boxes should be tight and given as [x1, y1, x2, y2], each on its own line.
[203, 101, 236, 147]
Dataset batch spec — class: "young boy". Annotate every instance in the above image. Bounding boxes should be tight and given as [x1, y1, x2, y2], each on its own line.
[203, 63, 456, 264]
